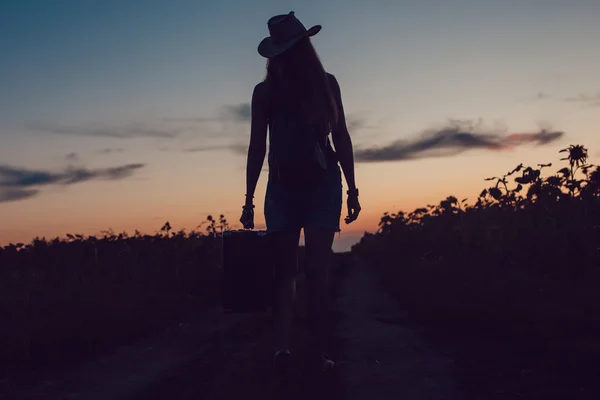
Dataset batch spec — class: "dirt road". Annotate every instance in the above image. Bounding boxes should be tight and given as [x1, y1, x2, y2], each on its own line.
[333, 258, 456, 399]
[4, 258, 457, 400]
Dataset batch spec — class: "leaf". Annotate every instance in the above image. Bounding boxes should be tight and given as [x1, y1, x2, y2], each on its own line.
[514, 184, 523, 192]
[557, 167, 570, 177]
[515, 176, 527, 184]
[511, 163, 524, 174]
[546, 176, 562, 186]
[489, 187, 503, 200]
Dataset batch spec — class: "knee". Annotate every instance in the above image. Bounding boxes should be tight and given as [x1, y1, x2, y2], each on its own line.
[304, 249, 332, 268]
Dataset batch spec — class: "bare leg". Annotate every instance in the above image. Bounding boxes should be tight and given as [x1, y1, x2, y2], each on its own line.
[272, 229, 301, 351]
[304, 227, 335, 355]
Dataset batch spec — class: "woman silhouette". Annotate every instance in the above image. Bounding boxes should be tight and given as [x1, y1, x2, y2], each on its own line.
[240, 11, 361, 376]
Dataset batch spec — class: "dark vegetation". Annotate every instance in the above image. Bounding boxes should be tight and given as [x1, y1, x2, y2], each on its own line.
[0, 210, 343, 384]
[0, 216, 232, 375]
[353, 145, 600, 398]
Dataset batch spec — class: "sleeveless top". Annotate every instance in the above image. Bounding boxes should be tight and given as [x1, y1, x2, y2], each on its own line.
[265, 79, 338, 172]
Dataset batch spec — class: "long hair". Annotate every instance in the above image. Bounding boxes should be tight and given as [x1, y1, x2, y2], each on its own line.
[264, 37, 338, 128]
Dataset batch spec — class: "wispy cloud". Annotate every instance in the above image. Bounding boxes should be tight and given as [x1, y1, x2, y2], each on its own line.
[31, 122, 183, 139]
[0, 188, 39, 202]
[535, 91, 551, 100]
[182, 142, 247, 156]
[0, 163, 146, 203]
[222, 103, 251, 122]
[346, 113, 381, 131]
[563, 92, 600, 107]
[65, 152, 79, 162]
[96, 148, 126, 155]
[516, 91, 553, 103]
[182, 145, 230, 153]
[163, 103, 251, 126]
[354, 120, 564, 163]
[161, 116, 217, 124]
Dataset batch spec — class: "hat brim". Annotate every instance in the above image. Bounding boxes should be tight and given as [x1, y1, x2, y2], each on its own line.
[258, 25, 321, 58]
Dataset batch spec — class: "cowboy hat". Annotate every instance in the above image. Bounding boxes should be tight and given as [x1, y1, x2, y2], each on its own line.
[258, 11, 321, 58]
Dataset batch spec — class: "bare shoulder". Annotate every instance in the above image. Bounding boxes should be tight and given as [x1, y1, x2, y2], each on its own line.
[326, 72, 341, 96]
[252, 81, 270, 110]
[253, 81, 268, 99]
[326, 72, 339, 86]
[254, 81, 267, 92]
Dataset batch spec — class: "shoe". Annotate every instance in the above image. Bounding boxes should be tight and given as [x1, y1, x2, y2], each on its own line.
[304, 351, 335, 377]
[320, 353, 335, 372]
[274, 350, 293, 381]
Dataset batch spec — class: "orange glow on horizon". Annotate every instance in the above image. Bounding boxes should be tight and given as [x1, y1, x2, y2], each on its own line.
[0, 201, 403, 247]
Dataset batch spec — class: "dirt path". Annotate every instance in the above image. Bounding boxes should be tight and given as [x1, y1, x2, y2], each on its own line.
[2, 309, 252, 400]
[333, 258, 456, 400]
[3, 258, 458, 399]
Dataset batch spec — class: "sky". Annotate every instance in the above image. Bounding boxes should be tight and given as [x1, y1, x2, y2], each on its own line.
[1, 0, 600, 251]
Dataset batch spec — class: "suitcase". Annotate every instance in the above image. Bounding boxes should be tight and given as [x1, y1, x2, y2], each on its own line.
[222, 229, 274, 313]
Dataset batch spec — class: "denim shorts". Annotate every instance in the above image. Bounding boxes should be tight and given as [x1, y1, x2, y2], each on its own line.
[264, 160, 343, 233]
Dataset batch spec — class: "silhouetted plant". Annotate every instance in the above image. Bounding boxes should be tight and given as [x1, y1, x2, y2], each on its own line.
[0, 218, 229, 370]
[352, 144, 600, 372]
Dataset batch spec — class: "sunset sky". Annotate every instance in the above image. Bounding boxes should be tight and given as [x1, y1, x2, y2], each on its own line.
[1, 0, 599, 251]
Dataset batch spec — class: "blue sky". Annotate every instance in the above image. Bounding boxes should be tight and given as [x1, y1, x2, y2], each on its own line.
[1, 0, 600, 250]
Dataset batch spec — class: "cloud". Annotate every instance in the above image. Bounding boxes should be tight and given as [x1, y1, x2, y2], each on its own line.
[163, 103, 251, 126]
[346, 114, 371, 131]
[0, 163, 146, 203]
[182, 142, 247, 156]
[31, 122, 182, 139]
[60, 164, 146, 184]
[535, 92, 551, 100]
[354, 120, 564, 163]
[65, 152, 79, 161]
[0, 188, 39, 203]
[96, 148, 126, 155]
[182, 145, 230, 153]
[563, 92, 600, 107]
[222, 103, 251, 122]
[162, 116, 217, 124]
[228, 142, 248, 155]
